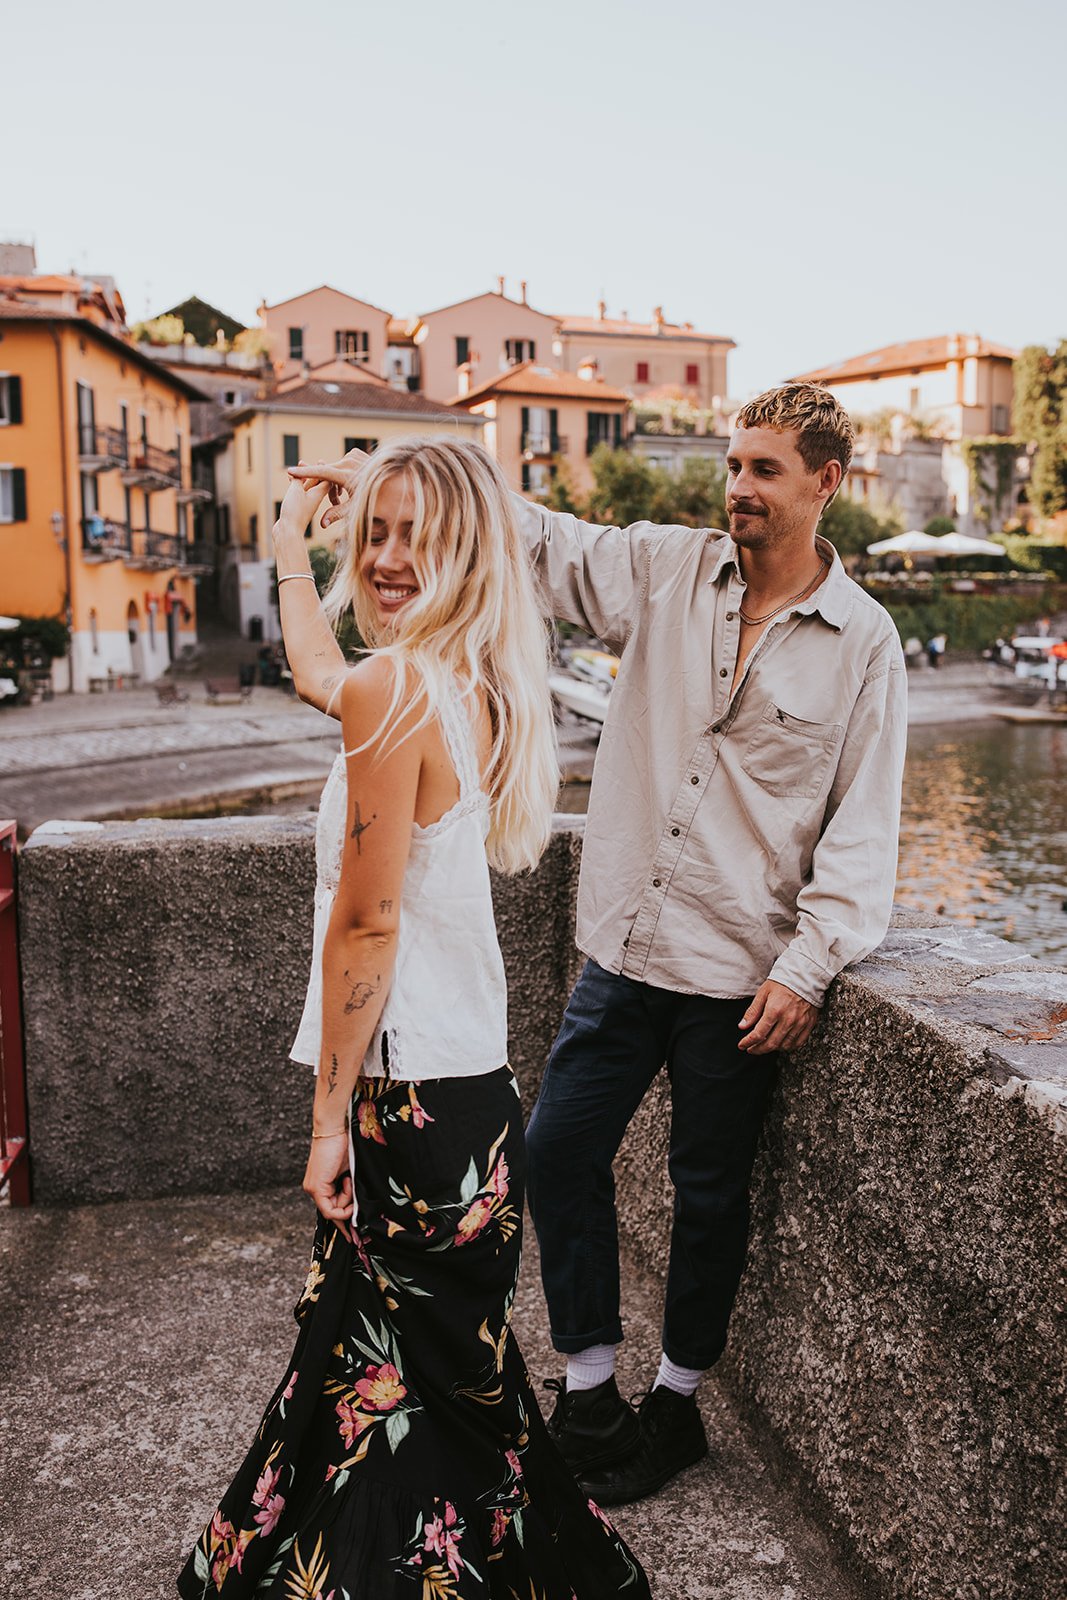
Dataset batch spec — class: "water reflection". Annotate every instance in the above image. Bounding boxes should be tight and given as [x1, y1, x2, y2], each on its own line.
[899, 723, 1067, 961]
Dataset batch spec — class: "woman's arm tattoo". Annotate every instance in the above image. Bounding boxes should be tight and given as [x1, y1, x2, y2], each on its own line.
[344, 972, 382, 1014]
[326, 1053, 339, 1095]
[350, 801, 376, 852]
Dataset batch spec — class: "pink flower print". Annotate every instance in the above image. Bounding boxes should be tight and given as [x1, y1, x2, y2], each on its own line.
[407, 1087, 435, 1129]
[423, 1505, 464, 1577]
[354, 1361, 407, 1411]
[230, 1528, 255, 1573]
[209, 1509, 235, 1548]
[490, 1507, 509, 1547]
[455, 1195, 494, 1246]
[211, 1548, 232, 1587]
[490, 1154, 509, 1199]
[357, 1099, 387, 1145]
[505, 1449, 522, 1477]
[281, 1371, 297, 1402]
[254, 1490, 285, 1536]
[252, 1462, 281, 1509]
[335, 1397, 374, 1449]
[588, 1496, 615, 1531]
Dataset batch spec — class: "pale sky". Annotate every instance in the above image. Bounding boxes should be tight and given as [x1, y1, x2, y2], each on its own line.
[7, 0, 1065, 396]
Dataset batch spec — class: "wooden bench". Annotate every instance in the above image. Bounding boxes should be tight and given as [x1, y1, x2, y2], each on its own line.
[204, 677, 253, 705]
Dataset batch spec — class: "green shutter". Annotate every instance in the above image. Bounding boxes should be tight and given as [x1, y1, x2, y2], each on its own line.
[521, 406, 530, 450]
[521, 463, 530, 491]
[9, 376, 22, 425]
[613, 413, 622, 448]
[283, 434, 300, 467]
[549, 408, 559, 453]
[12, 467, 27, 521]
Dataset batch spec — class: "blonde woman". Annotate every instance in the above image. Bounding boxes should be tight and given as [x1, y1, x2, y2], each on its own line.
[178, 439, 649, 1599]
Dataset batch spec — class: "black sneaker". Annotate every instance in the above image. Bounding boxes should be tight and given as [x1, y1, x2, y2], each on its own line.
[543, 1375, 641, 1474]
[580, 1385, 707, 1505]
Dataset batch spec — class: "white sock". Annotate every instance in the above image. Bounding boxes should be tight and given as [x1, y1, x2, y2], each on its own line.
[655, 1354, 703, 1397]
[566, 1344, 617, 1392]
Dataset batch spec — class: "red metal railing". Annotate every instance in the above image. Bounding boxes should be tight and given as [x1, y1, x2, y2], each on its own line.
[0, 820, 30, 1204]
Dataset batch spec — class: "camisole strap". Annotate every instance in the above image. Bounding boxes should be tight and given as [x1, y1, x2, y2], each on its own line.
[436, 679, 482, 800]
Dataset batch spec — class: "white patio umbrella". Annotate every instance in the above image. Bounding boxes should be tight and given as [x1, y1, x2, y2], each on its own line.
[0, 615, 20, 630]
[866, 530, 943, 556]
[929, 531, 1005, 557]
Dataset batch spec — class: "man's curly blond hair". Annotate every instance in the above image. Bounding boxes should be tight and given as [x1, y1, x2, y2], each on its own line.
[736, 382, 854, 479]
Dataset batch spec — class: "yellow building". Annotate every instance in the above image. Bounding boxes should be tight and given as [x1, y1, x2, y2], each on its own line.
[0, 297, 204, 692]
[219, 379, 483, 638]
[449, 362, 631, 498]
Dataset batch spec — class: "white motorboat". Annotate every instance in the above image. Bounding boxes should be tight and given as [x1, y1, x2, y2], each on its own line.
[549, 669, 611, 725]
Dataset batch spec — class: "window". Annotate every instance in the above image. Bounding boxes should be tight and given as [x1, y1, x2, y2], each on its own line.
[521, 462, 554, 496]
[124, 486, 133, 532]
[0, 467, 25, 522]
[992, 404, 1010, 435]
[635, 362, 649, 384]
[288, 327, 303, 361]
[249, 513, 258, 550]
[336, 329, 369, 362]
[344, 437, 378, 455]
[0, 374, 22, 425]
[586, 412, 622, 455]
[685, 364, 699, 386]
[455, 336, 470, 367]
[283, 434, 300, 467]
[76, 381, 96, 454]
[246, 434, 253, 472]
[505, 338, 535, 364]
[521, 406, 558, 455]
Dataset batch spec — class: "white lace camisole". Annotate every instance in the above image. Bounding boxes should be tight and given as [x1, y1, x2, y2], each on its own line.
[289, 676, 509, 1081]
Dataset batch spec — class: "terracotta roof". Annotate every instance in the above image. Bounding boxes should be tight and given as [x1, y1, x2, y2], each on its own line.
[0, 273, 87, 293]
[276, 359, 391, 390]
[450, 362, 630, 407]
[260, 283, 393, 318]
[415, 290, 559, 325]
[559, 314, 734, 346]
[792, 334, 1018, 384]
[0, 304, 205, 399]
[233, 380, 477, 419]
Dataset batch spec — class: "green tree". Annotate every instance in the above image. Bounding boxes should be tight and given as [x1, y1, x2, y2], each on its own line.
[649, 457, 727, 529]
[1012, 341, 1067, 518]
[586, 447, 660, 524]
[924, 515, 956, 536]
[818, 494, 901, 558]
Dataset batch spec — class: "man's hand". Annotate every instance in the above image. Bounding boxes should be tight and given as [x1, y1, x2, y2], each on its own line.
[738, 980, 820, 1055]
[288, 449, 369, 529]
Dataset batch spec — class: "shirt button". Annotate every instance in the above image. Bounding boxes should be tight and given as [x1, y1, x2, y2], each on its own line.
[690, 775, 699, 785]
[652, 878, 662, 888]
[719, 667, 728, 677]
[726, 611, 736, 621]
[671, 827, 680, 837]
[711, 724, 721, 734]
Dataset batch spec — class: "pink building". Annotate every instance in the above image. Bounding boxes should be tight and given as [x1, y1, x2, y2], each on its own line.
[258, 286, 393, 383]
[411, 279, 560, 402]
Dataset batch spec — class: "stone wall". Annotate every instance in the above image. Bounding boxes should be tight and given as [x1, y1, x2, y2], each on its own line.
[17, 815, 583, 1205]
[16, 817, 1066, 1599]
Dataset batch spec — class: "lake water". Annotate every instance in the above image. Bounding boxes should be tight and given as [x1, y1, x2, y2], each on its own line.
[896, 722, 1067, 962]
[559, 720, 1067, 962]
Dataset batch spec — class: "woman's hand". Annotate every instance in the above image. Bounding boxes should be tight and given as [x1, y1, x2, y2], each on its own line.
[273, 469, 330, 548]
[302, 1131, 354, 1241]
[288, 449, 369, 530]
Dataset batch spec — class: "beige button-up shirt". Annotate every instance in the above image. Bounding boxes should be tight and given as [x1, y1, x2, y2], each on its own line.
[518, 501, 907, 1006]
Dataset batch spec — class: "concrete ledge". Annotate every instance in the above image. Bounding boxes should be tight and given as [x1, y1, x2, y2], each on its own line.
[16, 814, 1066, 1598]
[18, 815, 583, 1205]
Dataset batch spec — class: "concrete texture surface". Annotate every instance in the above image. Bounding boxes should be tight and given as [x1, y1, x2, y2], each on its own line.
[13, 817, 1067, 1598]
[18, 818, 584, 1204]
[0, 1188, 870, 1600]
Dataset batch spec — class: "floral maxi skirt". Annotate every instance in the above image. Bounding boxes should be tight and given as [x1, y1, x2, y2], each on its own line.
[177, 1066, 650, 1599]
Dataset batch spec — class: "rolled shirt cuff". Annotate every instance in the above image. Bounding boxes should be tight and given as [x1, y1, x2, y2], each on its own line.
[767, 946, 835, 1008]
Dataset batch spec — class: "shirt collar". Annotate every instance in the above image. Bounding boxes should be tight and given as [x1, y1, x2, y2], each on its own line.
[707, 531, 855, 632]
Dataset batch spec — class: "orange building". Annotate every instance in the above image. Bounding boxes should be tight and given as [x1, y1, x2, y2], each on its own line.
[0, 297, 204, 692]
[449, 362, 631, 498]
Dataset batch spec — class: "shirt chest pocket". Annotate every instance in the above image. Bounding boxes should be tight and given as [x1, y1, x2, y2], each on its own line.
[740, 701, 845, 799]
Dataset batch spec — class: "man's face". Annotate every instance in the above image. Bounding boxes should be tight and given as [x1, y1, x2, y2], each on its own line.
[725, 425, 835, 551]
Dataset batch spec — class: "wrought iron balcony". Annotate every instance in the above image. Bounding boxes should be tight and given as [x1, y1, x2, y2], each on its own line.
[77, 425, 129, 472]
[80, 516, 130, 562]
[177, 459, 215, 504]
[127, 529, 185, 569]
[121, 443, 182, 490]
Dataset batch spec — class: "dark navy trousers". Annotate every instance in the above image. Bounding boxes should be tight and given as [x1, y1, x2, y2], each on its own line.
[526, 958, 779, 1371]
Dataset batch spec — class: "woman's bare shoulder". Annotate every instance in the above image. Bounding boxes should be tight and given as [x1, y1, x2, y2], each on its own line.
[339, 655, 422, 746]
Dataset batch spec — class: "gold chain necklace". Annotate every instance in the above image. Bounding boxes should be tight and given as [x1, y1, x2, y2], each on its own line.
[739, 555, 830, 626]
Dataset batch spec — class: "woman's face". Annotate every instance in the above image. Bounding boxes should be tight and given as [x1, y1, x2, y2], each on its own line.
[359, 473, 420, 625]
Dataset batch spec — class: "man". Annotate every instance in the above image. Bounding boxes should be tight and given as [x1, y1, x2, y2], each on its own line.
[294, 381, 907, 1506]
[516, 383, 906, 1505]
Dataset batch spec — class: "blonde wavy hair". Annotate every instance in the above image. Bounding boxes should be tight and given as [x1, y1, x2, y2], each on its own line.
[323, 436, 559, 875]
